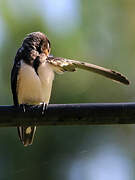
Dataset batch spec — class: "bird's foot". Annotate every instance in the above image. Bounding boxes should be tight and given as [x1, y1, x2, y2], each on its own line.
[19, 104, 34, 113]
[41, 103, 48, 115]
[19, 103, 48, 114]
[20, 104, 26, 112]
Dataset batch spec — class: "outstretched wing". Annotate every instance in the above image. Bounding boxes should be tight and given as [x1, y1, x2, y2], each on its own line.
[47, 57, 130, 85]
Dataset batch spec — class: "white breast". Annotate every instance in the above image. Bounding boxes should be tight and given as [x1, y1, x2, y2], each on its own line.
[17, 61, 54, 105]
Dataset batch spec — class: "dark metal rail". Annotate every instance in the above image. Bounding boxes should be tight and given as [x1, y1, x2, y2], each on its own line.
[0, 103, 134, 127]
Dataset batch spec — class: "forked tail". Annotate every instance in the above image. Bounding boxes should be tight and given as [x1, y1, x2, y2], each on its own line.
[17, 126, 36, 147]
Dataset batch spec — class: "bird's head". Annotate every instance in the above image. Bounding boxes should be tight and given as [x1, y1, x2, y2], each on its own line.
[21, 32, 51, 64]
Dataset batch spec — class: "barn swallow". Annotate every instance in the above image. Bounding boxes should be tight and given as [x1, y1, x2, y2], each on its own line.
[11, 32, 129, 147]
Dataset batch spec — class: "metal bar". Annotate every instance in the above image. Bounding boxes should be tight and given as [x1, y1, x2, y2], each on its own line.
[0, 103, 134, 127]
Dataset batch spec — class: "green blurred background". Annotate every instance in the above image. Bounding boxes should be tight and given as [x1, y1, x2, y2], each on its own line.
[0, 0, 134, 179]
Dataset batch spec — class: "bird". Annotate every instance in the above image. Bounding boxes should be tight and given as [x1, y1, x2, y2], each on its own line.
[11, 31, 130, 147]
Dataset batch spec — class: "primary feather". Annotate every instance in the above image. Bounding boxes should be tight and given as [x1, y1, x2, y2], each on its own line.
[47, 57, 130, 85]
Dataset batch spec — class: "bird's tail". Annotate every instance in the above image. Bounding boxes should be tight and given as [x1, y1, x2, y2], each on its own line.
[17, 126, 36, 147]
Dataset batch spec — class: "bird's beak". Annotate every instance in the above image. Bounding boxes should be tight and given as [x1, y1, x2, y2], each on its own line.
[44, 49, 49, 57]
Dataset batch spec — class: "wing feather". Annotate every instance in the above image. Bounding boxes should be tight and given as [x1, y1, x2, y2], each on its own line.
[47, 57, 130, 85]
[11, 48, 22, 106]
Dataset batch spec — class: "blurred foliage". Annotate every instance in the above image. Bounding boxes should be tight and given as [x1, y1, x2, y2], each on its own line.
[0, 0, 135, 179]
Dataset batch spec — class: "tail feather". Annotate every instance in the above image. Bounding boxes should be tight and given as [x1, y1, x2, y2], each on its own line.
[17, 126, 36, 147]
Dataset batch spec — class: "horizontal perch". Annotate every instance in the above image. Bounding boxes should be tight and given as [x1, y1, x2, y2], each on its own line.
[0, 103, 135, 127]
